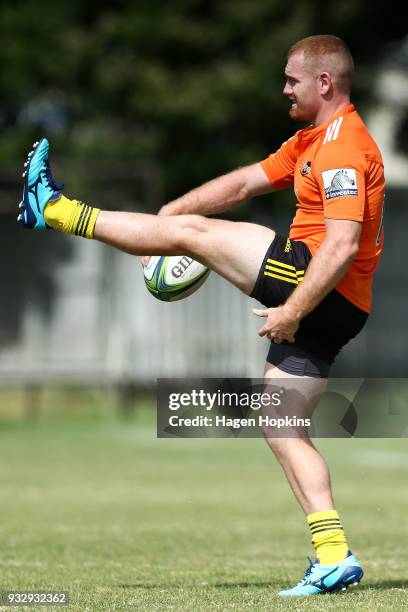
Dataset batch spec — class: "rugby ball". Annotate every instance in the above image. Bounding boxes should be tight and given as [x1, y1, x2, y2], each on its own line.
[144, 255, 210, 301]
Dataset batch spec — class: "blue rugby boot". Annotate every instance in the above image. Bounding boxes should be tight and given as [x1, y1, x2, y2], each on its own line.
[17, 138, 64, 229]
[278, 550, 363, 596]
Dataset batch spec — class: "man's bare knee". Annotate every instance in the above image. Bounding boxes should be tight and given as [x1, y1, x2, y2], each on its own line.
[172, 214, 211, 233]
[171, 224, 207, 256]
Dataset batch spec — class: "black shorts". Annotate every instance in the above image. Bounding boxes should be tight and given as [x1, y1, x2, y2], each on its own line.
[250, 234, 368, 377]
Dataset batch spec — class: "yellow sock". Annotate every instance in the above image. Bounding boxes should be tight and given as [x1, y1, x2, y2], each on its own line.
[307, 510, 348, 566]
[44, 194, 100, 239]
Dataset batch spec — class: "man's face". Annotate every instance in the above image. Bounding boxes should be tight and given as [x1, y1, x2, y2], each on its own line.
[283, 51, 321, 123]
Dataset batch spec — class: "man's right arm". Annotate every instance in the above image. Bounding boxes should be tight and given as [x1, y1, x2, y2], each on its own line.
[158, 163, 273, 217]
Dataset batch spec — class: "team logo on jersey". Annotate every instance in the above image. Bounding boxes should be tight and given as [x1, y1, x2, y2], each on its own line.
[301, 161, 312, 176]
[321, 168, 358, 199]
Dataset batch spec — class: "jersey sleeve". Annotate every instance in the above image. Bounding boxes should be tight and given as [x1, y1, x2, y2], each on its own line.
[314, 142, 366, 221]
[260, 135, 298, 190]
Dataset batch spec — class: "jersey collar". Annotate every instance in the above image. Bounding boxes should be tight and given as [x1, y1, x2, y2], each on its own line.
[299, 103, 355, 144]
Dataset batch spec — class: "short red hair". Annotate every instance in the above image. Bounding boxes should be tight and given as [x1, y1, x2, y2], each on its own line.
[288, 35, 354, 94]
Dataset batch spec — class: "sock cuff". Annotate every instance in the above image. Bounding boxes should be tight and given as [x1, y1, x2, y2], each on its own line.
[307, 510, 340, 525]
[307, 509, 348, 565]
[307, 510, 343, 537]
[73, 202, 100, 239]
[85, 207, 100, 239]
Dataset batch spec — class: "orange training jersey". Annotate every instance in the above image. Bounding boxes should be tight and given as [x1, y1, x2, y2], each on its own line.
[260, 104, 385, 313]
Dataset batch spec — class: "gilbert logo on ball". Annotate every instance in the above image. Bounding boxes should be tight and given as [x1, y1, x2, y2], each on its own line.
[144, 255, 210, 302]
[171, 256, 194, 278]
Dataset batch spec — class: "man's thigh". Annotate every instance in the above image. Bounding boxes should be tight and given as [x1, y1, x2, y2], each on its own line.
[174, 216, 276, 295]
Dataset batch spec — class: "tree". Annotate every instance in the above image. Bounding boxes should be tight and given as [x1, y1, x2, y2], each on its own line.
[0, 0, 406, 212]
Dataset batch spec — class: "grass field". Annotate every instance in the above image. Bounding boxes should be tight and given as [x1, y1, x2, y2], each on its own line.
[0, 394, 408, 611]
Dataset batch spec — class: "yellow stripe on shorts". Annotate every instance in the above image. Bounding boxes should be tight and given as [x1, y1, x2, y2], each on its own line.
[267, 258, 296, 271]
[264, 259, 305, 284]
[265, 265, 299, 278]
[264, 271, 304, 284]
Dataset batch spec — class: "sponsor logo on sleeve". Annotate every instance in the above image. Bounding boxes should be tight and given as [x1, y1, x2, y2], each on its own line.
[321, 168, 358, 199]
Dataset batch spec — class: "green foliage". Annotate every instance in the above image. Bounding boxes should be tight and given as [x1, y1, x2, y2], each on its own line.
[0, 0, 407, 203]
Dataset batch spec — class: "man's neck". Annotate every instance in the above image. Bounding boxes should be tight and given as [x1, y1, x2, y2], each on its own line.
[313, 98, 351, 127]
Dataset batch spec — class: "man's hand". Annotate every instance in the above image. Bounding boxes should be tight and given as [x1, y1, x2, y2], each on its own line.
[141, 163, 273, 269]
[252, 304, 300, 343]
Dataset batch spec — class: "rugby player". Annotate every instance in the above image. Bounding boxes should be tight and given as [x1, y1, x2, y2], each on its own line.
[18, 35, 384, 596]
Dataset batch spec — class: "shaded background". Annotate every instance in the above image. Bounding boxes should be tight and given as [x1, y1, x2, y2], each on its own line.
[0, 1, 407, 396]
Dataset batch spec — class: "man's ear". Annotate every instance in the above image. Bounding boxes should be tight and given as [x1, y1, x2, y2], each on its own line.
[319, 71, 332, 95]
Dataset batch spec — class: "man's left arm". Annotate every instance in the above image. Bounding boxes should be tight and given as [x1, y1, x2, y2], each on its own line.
[253, 218, 361, 342]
